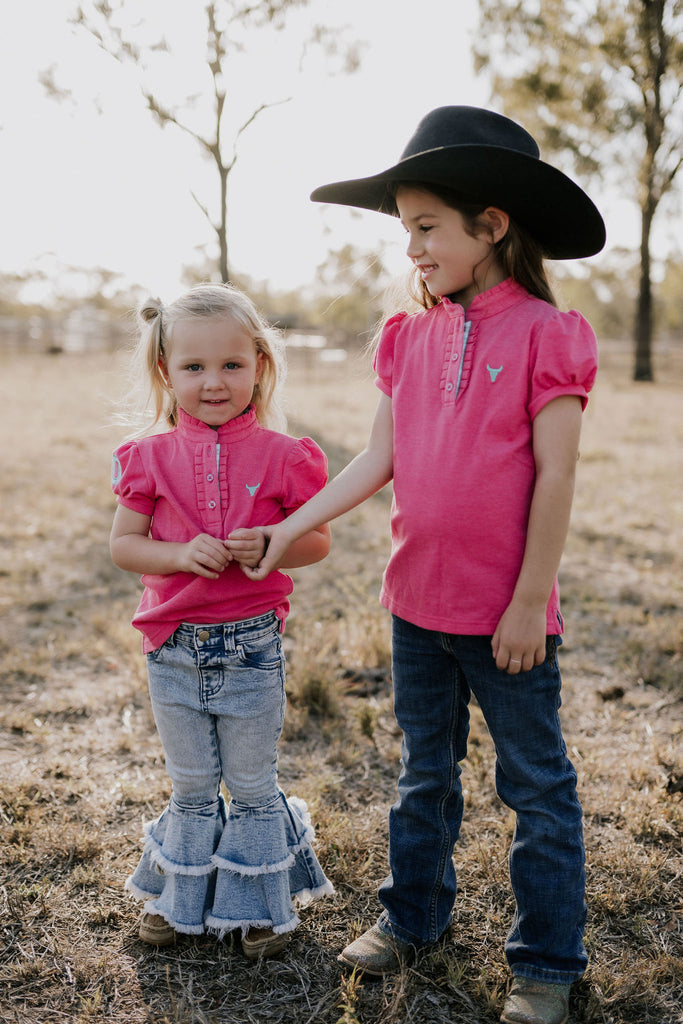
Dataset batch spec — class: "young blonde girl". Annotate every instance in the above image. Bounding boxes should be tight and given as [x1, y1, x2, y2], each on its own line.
[110, 284, 333, 956]
[245, 107, 605, 1024]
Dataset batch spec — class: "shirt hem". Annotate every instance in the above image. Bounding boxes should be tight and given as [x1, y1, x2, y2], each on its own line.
[380, 591, 563, 637]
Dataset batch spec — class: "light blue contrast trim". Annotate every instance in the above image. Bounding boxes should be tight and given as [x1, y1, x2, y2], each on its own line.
[455, 321, 471, 398]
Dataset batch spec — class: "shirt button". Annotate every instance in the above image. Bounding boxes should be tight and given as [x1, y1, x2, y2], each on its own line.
[445, 382, 454, 392]
[197, 630, 210, 641]
[208, 500, 216, 509]
[452, 353, 459, 361]
[206, 473, 214, 482]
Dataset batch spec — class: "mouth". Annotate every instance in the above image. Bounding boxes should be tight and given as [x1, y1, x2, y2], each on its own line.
[417, 264, 437, 279]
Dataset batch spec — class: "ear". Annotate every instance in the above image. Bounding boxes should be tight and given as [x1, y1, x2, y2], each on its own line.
[158, 357, 171, 387]
[254, 350, 265, 384]
[482, 207, 509, 244]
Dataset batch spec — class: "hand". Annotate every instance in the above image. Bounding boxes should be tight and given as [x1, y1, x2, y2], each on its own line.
[239, 523, 290, 580]
[492, 600, 547, 675]
[178, 533, 232, 579]
[225, 527, 267, 568]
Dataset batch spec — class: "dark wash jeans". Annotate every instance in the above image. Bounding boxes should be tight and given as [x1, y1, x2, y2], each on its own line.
[377, 615, 587, 984]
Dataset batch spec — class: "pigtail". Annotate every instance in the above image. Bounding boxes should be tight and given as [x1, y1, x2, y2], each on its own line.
[113, 296, 177, 438]
[137, 297, 179, 430]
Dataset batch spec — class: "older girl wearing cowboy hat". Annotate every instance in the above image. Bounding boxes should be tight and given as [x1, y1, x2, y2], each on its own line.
[245, 105, 605, 1024]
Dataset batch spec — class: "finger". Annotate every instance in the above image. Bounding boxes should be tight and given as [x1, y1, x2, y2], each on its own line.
[495, 648, 510, 671]
[506, 656, 523, 675]
[198, 550, 229, 571]
[193, 565, 221, 579]
[240, 563, 263, 579]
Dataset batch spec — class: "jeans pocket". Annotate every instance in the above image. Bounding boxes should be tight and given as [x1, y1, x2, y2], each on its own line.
[147, 636, 174, 664]
[546, 634, 562, 667]
[236, 632, 282, 670]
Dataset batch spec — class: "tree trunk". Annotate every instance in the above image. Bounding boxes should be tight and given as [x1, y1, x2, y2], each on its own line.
[634, 204, 655, 382]
[219, 165, 230, 284]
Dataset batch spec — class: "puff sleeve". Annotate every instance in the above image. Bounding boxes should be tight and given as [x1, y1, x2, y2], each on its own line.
[373, 312, 409, 397]
[281, 436, 328, 514]
[528, 309, 598, 421]
[111, 441, 156, 517]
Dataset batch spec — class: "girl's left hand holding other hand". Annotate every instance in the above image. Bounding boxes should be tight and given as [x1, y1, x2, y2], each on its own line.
[225, 528, 268, 568]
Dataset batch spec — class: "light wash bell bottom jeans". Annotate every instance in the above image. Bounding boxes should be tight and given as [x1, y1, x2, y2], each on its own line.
[377, 616, 587, 985]
[125, 612, 333, 937]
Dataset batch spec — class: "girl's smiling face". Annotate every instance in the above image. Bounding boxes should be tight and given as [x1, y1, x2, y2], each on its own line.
[162, 316, 263, 427]
[395, 186, 508, 306]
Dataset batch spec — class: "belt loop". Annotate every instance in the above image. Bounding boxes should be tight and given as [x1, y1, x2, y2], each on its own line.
[222, 622, 236, 654]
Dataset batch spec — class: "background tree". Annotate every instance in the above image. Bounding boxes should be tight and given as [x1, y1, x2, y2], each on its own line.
[312, 244, 390, 346]
[44, 0, 362, 285]
[474, 0, 683, 381]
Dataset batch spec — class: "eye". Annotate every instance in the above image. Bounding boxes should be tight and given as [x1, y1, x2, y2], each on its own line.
[225, 361, 241, 370]
[186, 363, 202, 372]
[419, 224, 433, 234]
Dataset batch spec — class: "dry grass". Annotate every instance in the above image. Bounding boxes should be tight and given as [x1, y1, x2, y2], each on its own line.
[0, 342, 681, 1024]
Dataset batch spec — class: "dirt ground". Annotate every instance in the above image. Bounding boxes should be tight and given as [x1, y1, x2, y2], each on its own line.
[0, 343, 681, 1023]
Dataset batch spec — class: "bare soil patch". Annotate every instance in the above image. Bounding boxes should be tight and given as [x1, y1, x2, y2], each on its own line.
[0, 344, 681, 1023]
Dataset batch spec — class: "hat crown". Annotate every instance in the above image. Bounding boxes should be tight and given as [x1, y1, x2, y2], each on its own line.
[399, 105, 540, 163]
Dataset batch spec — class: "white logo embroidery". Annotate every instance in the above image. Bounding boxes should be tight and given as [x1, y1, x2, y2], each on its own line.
[246, 483, 261, 496]
[487, 364, 503, 382]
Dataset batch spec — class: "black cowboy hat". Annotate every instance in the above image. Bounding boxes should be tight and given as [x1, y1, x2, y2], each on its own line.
[310, 106, 605, 259]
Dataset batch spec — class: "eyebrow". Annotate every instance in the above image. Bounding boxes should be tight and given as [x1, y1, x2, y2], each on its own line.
[399, 208, 440, 226]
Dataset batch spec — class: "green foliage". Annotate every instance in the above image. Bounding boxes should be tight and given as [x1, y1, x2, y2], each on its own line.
[474, 0, 683, 379]
[475, 0, 683, 191]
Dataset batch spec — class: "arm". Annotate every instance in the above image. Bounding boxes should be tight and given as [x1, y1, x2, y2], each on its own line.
[243, 392, 394, 580]
[492, 394, 583, 674]
[110, 504, 232, 579]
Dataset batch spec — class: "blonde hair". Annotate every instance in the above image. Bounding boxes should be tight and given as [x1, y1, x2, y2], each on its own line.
[125, 284, 286, 435]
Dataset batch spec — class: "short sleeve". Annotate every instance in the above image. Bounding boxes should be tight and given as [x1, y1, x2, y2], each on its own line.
[528, 309, 598, 420]
[281, 436, 328, 513]
[111, 441, 156, 516]
[373, 312, 409, 396]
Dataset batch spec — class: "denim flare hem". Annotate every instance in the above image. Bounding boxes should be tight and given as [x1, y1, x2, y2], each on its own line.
[125, 790, 333, 939]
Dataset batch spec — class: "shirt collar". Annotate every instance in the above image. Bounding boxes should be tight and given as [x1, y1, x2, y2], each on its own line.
[176, 404, 259, 441]
[441, 278, 528, 320]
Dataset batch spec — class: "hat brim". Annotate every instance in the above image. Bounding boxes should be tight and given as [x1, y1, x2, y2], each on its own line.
[311, 145, 605, 259]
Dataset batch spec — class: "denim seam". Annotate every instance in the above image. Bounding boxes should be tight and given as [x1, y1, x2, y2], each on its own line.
[429, 652, 460, 938]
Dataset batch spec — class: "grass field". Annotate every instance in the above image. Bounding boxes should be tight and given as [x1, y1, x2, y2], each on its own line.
[0, 343, 681, 1023]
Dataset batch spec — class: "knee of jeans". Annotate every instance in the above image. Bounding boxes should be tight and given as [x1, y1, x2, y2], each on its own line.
[169, 771, 222, 807]
[170, 791, 222, 815]
[223, 768, 279, 807]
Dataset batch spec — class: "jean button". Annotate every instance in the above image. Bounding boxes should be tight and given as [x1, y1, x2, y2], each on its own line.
[197, 629, 210, 641]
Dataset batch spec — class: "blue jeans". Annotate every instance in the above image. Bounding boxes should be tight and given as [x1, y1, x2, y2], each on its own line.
[125, 612, 333, 936]
[377, 616, 587, 984]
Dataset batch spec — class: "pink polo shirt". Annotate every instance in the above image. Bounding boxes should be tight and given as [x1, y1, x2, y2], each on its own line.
[374, 278, 597, 636]
[112, 406, 327, 652]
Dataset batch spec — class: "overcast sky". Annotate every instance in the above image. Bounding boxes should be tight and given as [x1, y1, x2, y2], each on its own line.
[0, 0, 671, 302]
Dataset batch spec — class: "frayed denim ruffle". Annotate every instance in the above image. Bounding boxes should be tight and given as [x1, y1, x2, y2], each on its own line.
[125, 789, 333, 937]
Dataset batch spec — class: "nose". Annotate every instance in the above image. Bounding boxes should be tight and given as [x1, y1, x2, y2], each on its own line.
[203, 369, 224, 390]
[405, 230, 423, 261]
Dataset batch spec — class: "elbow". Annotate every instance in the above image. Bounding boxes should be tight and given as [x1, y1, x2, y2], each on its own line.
[110, 543, 126, 571]
[110, 536, 132, 572]
[109, 536, 120, 567]
[317, 524, 332, 561]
